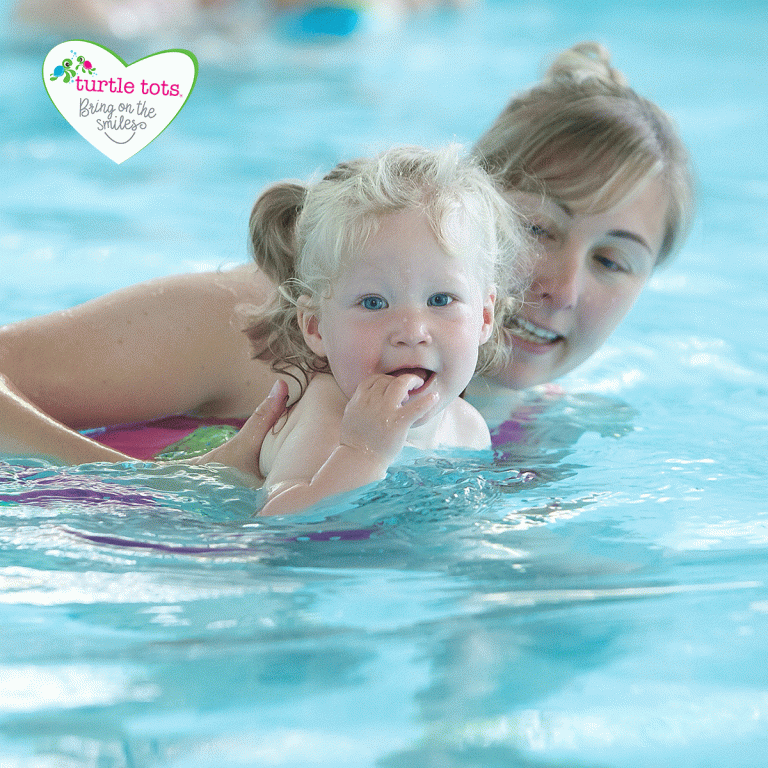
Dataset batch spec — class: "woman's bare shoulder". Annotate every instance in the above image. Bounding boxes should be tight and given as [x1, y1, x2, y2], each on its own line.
[118, 264, 271, 309]
[0, 265, 278, 426]
[0, 265, 271, 335]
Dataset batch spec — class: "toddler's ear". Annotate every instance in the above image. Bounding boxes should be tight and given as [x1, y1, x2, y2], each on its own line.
[297, 295, 326, 357]
[479, 290, 496, 345]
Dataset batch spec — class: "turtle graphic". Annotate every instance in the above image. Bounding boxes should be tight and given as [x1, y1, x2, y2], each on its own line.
[75, 55, 97, 76]
[50, 57, 77, 83]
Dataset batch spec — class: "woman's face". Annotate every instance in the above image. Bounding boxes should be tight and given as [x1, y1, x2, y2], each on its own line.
[487, 176, 670, 389]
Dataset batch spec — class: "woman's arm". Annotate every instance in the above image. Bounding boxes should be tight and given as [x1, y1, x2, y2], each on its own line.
[0, 372, 286, 468]
[259, 373, 436, 516]
[0, 267, 279, 463]
[0, 371, 135, 462]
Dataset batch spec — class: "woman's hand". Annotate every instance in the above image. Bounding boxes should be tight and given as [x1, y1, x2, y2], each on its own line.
[339, 373, 438, 466]
[186, 380, 289, 482]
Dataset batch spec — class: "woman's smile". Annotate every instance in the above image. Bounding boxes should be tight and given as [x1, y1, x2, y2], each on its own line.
[506, 316, 563, 347]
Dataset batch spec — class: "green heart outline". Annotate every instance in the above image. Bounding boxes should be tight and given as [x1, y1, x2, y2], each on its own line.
[43, 40, 199, 162]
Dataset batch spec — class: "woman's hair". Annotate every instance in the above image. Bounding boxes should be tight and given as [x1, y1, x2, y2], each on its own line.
[473, 41, 695, 265]
[242, 144, 531, 387]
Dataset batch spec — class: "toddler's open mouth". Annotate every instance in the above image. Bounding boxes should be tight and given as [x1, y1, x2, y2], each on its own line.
[389, 367, 435, 395]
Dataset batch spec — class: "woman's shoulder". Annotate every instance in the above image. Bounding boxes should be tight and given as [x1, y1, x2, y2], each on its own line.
[0, 265, 279, 428]
[1, 265, 273, 338]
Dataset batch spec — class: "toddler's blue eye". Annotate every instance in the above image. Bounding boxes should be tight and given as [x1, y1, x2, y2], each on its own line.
[361, 296, 387, 310]
[428, 293, 452, 307]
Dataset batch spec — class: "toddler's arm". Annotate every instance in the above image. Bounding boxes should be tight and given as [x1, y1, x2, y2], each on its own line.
[259, 373, 436, 516]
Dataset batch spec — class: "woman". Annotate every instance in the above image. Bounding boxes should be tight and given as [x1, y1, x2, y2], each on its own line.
[471, 43, 692, 391]
[0, 42, 694, 473]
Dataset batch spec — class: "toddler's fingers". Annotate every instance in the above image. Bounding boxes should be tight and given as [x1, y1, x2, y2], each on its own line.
[386, 373, 425, 405]
[400, 390, 439, 421]
[353, 373, 420, 405]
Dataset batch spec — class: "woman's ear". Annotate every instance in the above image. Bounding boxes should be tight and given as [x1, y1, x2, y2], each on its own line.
[479, 290, 496, 345]
[297, 295, 326, 358]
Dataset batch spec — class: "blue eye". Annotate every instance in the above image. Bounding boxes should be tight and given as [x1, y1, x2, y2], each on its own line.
[361, 295, 387, 310]
[428, 293, 453, 307]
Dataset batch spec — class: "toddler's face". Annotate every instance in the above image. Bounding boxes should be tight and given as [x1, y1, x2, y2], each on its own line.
[303, 208, 494, 427]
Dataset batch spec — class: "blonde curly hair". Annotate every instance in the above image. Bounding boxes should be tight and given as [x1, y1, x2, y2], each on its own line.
[241, 144, 532, 391]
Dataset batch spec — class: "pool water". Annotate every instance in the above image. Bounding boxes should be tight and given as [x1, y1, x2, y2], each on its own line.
[1, 1, 768, 766]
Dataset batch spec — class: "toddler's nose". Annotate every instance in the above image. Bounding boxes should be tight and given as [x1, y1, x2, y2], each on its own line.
[390, 311, 432, 346]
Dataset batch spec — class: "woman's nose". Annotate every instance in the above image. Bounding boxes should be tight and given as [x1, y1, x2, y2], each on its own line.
[530, 243, 584, 310]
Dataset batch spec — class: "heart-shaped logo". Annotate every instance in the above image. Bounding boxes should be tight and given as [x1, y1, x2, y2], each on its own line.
[43, 41, 198, 164]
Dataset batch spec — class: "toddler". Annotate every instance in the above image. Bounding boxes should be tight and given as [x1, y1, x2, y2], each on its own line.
[243, 145, 529, 515]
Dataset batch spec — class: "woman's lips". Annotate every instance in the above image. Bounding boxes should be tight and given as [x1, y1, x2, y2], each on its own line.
[507, 316, 563, 347]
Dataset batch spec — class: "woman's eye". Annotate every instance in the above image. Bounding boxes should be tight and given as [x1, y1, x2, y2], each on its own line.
[526, 222, 554, 240]
[428, 293, 453, 307]
[593, 252, 625, 273]
[360, 295, 387, 310]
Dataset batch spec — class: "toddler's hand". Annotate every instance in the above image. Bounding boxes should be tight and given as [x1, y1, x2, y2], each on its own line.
[340, 373, 438, 465]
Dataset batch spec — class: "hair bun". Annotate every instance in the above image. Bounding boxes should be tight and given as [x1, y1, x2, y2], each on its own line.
[544, 41, 629, 88]
[249, 181, 307, 286]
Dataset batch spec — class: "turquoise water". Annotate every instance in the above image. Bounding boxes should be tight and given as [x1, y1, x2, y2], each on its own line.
[1, 1, 768, 766]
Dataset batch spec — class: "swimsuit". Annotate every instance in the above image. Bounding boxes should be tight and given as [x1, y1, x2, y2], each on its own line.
[83, 415, 247, 461]
[85, 413, 522, 460]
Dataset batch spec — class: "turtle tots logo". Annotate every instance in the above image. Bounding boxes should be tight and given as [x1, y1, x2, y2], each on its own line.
[43, 40, 198, 164]
[50, 49, 97, 83]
